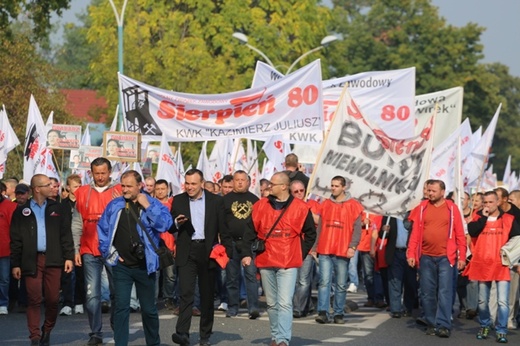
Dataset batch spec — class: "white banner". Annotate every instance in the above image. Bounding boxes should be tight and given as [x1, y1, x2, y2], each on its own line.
[308, 87, 433, 218]
[429, 118, 472, 193]
[253, 62, 416, 142]
[415, 87, 463, 146]
[119, 60, 323, 141]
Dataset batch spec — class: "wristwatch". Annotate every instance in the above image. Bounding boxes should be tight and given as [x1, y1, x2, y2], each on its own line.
[349, 246, 357, 251]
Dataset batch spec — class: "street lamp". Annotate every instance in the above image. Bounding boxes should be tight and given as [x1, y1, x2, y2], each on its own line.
[109, 0, 129, 131]
[232, 32, 276, 68]
[286, 35, 338, 74]
[232, 32, 338, 74]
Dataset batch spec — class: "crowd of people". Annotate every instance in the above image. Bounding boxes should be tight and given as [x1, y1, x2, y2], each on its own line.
[1, 154, 520, 346]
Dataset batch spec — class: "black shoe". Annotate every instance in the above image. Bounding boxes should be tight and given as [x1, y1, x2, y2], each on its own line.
[402, 310, 413, 317]
[416, 316, 427, 326]
[30, 339, 40, 346]
[315, 311, 330, 324]
[249, 310, 260, 320]
[391, 312, 402, 318]
[240, 299, 247, 308]
[333, 315, 345, 324]
[436, 327, 450, 338]
[293, 311, 302, 318]
[425, 326, 436, 336]
[466, 309, 477, 320]
[171, 333, 190, 346]
[225, 311, 237, 318]
[86, 336, 103, 346]
[39, 331, 50, 346]
[101, 301, 110, 314]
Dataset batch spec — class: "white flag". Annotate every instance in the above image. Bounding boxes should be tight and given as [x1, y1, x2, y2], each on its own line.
[156, 134, 182, 195]
[502, 155, 512, 188]
[247, 139, 260, 195]
[0, 105, 21, 166]
[464, 104, 501, 189]
[23, 95, 59, 182]
[262, 136, 286, 172]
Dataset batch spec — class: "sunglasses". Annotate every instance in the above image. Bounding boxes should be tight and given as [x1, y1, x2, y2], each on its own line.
[292, 189, 305, 193]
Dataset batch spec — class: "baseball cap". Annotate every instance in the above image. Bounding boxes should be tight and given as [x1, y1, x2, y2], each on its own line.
[15, 184, 30, 194]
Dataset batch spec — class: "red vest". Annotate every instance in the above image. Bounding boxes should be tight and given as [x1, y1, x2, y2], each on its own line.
[75, 184, 122, 256]
[317, 199, 364, 256]
[252, 198, 309, 269]
[464, 213, 513, 281]
[160, 197, 175, 251]
[0, 199, 17, 257]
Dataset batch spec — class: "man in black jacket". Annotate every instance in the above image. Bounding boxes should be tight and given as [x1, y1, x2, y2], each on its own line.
[170, 169, 231, 346]
[10, 174, 74, 346]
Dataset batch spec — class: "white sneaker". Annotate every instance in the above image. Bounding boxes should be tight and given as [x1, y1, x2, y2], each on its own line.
[59, 306, 72, 316]
[347, 283, 357, 293]
[218, 302, 228, 311]
[0, 306, 8, 315]
[74, 304, 84, 314]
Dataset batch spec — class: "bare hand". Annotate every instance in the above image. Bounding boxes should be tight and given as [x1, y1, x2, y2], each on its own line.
[12, 267, 21, 280]
[75, 253, 82, 267]
[382, 225, 390, 232]
[136, 193, 150, 209]
[407, 258, 416, 267]
[64, 260, 74, 273]
[457, 260, 466, 271]
[176, 214, 189, 225]
[346, 248, 355, 259]
[369, 249, 376, 258]
[241, 257, 252, 266]
[482, 207, 490, 217]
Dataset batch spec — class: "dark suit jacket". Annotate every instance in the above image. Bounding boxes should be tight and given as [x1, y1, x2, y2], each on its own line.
[380, 215, 411, 266]
[170, 190, 231, 268]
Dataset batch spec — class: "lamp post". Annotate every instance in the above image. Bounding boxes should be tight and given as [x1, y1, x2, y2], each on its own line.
[108, 0, 129, 131]
[232, 32, 338, 74]
[232, 32, 276, 68]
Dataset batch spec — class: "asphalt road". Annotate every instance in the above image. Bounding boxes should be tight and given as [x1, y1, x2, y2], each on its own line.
[1, 291, 519, 345]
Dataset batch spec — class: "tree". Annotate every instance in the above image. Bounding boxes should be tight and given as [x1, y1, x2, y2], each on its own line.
[0, 0, 71, 40]
[85, 0, 332, 116]
[328, 0, 517, 172]
[0, 28, 74, 179]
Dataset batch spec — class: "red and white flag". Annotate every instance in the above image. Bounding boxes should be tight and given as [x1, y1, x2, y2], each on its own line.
[0, 105, 21, 178]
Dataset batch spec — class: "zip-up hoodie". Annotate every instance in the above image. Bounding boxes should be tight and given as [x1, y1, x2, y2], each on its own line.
[406, 198, 466, 267]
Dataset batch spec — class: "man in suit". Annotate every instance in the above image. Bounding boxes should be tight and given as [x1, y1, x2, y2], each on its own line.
[170, 168, 231, 346]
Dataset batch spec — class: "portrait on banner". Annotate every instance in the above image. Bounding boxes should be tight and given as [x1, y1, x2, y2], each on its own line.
[47, 124, 82, 150]
[103, 131, 141, 162]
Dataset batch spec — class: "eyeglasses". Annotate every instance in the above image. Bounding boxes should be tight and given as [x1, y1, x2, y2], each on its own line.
[292, 189, 305, 194]
[37, 183, 52, 188]
[268, 182, 284, 187]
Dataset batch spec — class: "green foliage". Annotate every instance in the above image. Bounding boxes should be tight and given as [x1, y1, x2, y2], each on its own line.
[86, 0, 332, 117]
[328, 0, 519, 173]
[0, 0, 71, 40]
[0, 29, 73, 179]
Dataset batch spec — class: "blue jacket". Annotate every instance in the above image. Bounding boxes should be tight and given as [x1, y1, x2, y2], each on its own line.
[97, 195, 173, 274]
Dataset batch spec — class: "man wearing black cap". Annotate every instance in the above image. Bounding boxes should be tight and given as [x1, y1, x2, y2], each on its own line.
[14, 184, 31, 206]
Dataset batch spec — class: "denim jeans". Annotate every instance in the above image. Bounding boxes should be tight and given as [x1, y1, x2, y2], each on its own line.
[260, 268, 298, 345]
[162, 264, 176, 300]
[479, 281, 510, 334]
[317, 255, 349, 317]
[419, 255, 453, 330]
[293, 254, 315, 315]
[226, 241, 259, 314]
[348, 251, 359, 286]
[388, 250, 417, 313]
[0, 257, 10, 307]
[466, 280, 478, 310]
[360, 251, 375, 301]
[83, 254, 114, 338]
[112, 264, 159, 346]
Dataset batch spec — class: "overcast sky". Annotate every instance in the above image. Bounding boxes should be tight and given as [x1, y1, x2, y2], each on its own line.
[52, 0, 520, 77]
